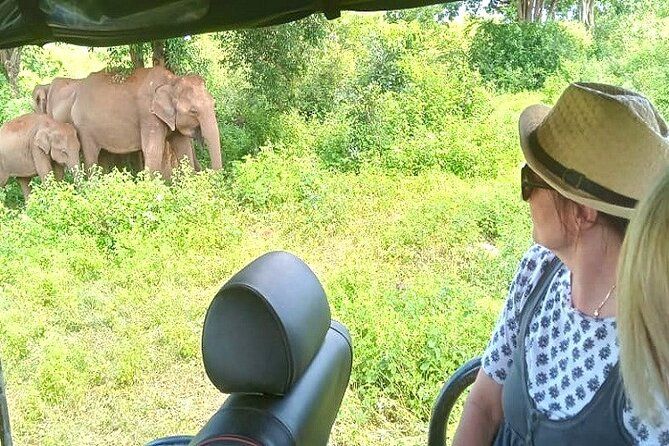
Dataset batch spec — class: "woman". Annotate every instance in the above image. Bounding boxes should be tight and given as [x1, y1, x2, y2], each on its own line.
[453, 83, 669, 445]
[618, 170, 669, 427]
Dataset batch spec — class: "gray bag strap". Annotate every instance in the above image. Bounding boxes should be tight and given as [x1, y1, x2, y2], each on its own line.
[518, 256, 563, 334]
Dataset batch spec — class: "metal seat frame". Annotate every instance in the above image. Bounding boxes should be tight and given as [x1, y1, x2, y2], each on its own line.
[427, 357, 481, 446]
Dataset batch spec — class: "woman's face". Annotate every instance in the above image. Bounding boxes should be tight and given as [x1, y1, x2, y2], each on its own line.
[522, 166, 572, 250]
[529, 188, 569, 250]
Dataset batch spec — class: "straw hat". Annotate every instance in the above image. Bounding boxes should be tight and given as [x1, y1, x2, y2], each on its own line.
[519, 82, 669, 219]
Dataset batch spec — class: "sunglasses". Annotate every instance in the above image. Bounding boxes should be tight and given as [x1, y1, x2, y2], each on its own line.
[521, 164, 552, 201]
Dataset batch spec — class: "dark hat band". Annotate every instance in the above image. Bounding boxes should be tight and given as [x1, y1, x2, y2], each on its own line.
[529, 131, 638, 209]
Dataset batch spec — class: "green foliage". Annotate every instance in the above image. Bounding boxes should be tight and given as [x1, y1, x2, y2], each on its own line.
[218, 16, 328, 111]
[384, 5, 450, 24]
[1, 157, 531, 444]
[21, 45, 63, 80]
[590, 4, 669, 116]
[304, 18, 494, 174]
[469, 20, 584, 92]
[1, 6, 669, 445]
[0, 81, 32, 121]
[105, 44, 146, 74]
[163, 36, 209, 75]
[357, 24, 412, 93]
[105, 37, 207, 75]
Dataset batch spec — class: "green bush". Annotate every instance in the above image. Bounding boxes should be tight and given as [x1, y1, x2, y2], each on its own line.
[469, 20, 584, 93]
[595, 10, 669, 116]
[0, 81, 32, 122]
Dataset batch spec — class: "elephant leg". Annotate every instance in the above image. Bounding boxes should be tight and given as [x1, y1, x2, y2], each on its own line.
[34, 154, 54, 182]
[80, 134, 101, 173]
[52, 163, 65, 181]
[17, 177, 31, 200]
[141, 124, 169, 179]
[162, 142, 175, 172]
[168, 134, 196, 170]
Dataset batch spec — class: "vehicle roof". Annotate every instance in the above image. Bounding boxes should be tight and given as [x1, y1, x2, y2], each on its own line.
[0, 0, 450, 48]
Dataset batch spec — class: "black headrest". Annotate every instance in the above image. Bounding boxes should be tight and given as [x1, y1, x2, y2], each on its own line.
[202, 251, 331, 395]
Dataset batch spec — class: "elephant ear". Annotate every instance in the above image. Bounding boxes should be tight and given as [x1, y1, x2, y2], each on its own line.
[151, 84, 176, 131]
[34, 128, 50, 155]
[32, 86, 48, 113]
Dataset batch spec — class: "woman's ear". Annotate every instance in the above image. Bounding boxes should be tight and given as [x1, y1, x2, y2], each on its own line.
[151, 84, 176, 131]
[575, 204, 599, 231]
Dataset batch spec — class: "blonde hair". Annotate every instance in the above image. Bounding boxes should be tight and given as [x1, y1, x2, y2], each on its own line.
[618, 169, 669, 420]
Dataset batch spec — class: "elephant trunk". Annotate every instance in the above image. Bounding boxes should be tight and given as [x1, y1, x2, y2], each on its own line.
[66, 158, 79, 171]
[200, 111, 223, 170]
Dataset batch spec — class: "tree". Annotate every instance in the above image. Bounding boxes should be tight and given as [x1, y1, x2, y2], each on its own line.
[384, 4, 451, 23]
[106, 37, 203, 75]
[453, 0, 597, 27]
[580, 0, 595, 28]
[218, 15, 328, 111]
[0, 48, 21, 95]
[128, 44, 145, 69]
[151, 40, 167, 69]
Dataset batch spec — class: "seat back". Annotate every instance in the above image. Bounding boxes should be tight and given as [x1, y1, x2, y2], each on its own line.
[190, 252, 353, 446]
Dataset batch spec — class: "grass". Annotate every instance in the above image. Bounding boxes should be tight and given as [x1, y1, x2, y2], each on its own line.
[0, 86, 545, 445]
[0, 152, 534, 445]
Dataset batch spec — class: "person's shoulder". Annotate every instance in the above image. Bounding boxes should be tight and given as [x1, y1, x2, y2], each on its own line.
[505, 244, 558, 315]
[517, 244, 557, 279]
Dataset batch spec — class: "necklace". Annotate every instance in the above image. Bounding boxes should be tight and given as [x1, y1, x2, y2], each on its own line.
[593, 284, 616, 318]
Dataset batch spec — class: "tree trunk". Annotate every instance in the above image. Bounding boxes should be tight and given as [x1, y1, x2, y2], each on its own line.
[533, 0, 545, 22]
[547, 0, 558, 20]
[152, 40, 167, 68]
[580, 0, 595, 29]
[0, 48, 21, 95]
[129, 44, 145, 69]
[518, 0, 529, 21]
[518, 0, 542, 22]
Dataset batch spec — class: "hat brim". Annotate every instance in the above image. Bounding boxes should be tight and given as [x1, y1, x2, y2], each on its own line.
[519, 104, 634, 219]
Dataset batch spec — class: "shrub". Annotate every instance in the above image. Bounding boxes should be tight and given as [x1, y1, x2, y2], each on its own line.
[469, 20, 584, 93]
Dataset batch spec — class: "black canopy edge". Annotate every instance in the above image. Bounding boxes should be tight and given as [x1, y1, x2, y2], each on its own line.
[0, 0, 449, 49]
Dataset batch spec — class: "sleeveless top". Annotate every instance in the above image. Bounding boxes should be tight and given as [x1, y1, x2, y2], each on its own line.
[492, 257, 634, 445]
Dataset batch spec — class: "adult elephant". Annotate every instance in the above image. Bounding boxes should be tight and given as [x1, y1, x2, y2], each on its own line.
[32, 83, 50, 113]
[71, 67, 222, 178]
[44, 77, 79, 122]
[32, 77, 81, 124]
[33, 77, 158, 173]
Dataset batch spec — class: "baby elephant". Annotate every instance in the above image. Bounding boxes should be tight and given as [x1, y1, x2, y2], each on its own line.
[0, 113, 80, 199]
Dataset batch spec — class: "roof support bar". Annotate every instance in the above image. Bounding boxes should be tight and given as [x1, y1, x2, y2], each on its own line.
[0, 358, 12, 446]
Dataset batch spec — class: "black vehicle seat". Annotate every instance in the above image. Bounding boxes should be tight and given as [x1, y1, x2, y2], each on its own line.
[188, 251, 353, 446]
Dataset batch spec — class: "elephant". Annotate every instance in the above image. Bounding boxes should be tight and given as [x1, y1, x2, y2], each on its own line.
[0, 113, 80, 199]
[32, 83, 50, 113]
[70, 66, 222, 179]
[32, 77, 147, 173]
[42, 77, 79, 122]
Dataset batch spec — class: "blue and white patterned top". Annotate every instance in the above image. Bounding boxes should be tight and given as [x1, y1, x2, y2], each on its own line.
[482, 244, 669, 445]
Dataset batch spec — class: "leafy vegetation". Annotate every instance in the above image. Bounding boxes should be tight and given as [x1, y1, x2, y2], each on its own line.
[0, 4, 666, 445]
[469, 20, 584, 92]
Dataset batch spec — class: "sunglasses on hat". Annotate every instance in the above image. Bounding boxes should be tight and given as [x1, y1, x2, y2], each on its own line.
[521, 164, 552, 201]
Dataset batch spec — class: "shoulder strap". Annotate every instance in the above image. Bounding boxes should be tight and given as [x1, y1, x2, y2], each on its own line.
[518, 256, 563, 335]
